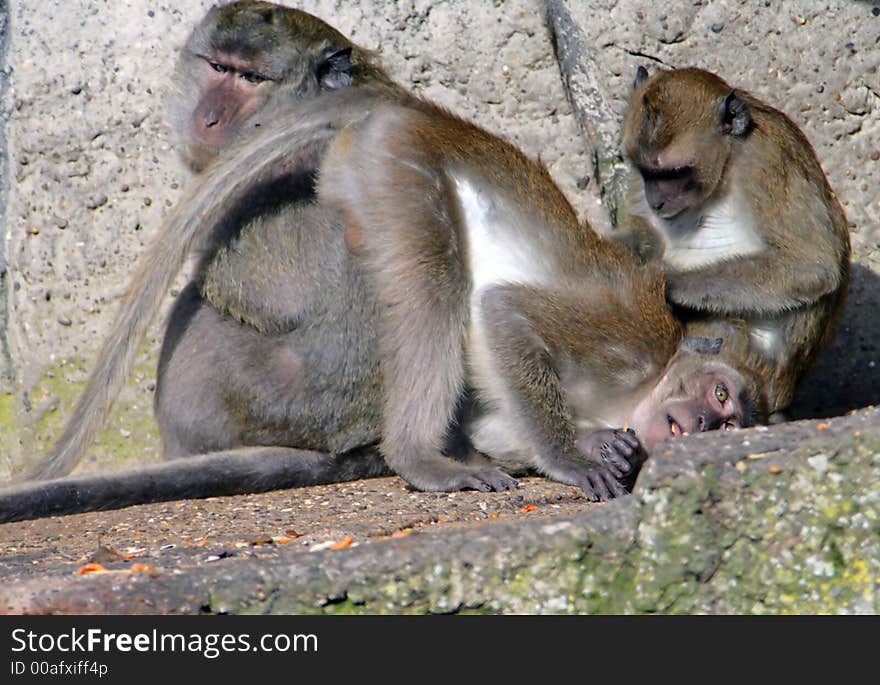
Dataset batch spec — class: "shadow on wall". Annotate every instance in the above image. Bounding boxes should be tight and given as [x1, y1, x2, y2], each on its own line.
[790, 262, 880, 420]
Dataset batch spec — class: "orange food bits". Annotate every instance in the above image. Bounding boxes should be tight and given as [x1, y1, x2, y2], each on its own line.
[76, 563, 108, 575]
[329, 535, 354, 550]
[130, 563, 156, 573]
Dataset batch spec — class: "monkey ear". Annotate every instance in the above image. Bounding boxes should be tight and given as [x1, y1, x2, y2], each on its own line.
[717, 91, 752, 137]
[634, 65, 649, 89]
[318, 46, 354, 90]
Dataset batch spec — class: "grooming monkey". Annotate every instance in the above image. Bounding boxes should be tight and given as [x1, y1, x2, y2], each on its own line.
[313, 101, 762, 498]
[0, 79, 764, 521]
[616, 67, 850, 419]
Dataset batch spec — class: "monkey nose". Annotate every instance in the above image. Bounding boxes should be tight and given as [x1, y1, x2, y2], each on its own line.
[203, 110, 221, 128]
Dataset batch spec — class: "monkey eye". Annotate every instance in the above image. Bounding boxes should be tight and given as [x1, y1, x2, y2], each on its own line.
[208, 60, 230, 74]
[722, 420, 738, 431]
[240, 71, 267, 85]
[638, 164, 693, 182]
[714, 383, 729, 405]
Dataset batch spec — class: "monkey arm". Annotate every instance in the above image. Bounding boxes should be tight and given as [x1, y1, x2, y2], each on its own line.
[664, 249, 845, 316]
[199, 202, 352, 334]
[611, 168, 667, 263]
[479, 284, 673, 500]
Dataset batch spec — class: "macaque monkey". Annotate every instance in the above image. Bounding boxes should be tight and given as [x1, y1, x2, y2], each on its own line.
[21, 2, 403, 483]
[0, 82, 764, 522]
[616, 66, 850, 419]
[312, 101, 762, 498]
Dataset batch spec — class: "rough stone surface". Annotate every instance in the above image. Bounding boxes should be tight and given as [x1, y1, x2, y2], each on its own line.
[1, 407, 876, 614]
[0, 0, 11, 391]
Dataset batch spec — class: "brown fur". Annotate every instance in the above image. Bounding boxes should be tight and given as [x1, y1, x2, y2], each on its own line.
[8, 28, 763, 518]
[318, 102, 753, 499]
[618, 67, 850, 416]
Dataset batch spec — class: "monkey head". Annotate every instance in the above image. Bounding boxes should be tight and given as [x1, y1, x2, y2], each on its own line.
[630, 348, 766, 451]
[621, 66, 753, 220]
[169, 1, 375, 171]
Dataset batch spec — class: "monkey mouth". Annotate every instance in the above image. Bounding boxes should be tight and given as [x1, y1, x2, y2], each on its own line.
[668, 416, 685, 437]
[657, 205, 687, 221]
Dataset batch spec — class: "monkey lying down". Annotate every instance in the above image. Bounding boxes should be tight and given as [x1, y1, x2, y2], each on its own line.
[0, 90, 765, 523]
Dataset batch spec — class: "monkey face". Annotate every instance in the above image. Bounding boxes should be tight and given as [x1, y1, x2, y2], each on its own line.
[636, 164, 700, 219]
[633, 359, 758, 451]
[625, 121, 732, 221]
[625, 125, 728, 221]
[622, 67, 753, 221]
[187, 54, 274, 167]
[171, 3, 359, 172]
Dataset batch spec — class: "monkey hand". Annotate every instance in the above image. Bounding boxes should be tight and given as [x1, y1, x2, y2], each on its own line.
[573, 428, 646, 500]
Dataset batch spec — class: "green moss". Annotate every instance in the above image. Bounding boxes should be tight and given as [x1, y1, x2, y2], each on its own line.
[628, 440, 880, 614]
[12, 354, 163, 475]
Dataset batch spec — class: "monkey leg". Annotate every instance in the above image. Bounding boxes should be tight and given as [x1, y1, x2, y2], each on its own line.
[319, 126, 518, 492]
[156, 283, 382, 458]
[0, 447, 390, 524]
[155, 284, 239, 455]
[369, 268, 518, 492]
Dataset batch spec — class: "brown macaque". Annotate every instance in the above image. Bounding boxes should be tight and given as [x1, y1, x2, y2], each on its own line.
[312, 102, 763, 498]
[616, 66, 850, 419]
[0, 16, 762, 523]
[18, 1, 404, 486]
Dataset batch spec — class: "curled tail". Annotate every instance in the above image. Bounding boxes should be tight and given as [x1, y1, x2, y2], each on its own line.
[21, 87, 385, 481]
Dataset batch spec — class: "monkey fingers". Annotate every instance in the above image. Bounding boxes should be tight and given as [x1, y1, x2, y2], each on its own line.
[577, 428, 642, 475]
[575, 428, 647, 499]
[575, 466, 629, 502]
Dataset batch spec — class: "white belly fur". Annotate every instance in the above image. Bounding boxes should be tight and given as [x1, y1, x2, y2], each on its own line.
[454, 176, 552, 302]
[659, 191, 765, 271]
[453, 174, 556, 460]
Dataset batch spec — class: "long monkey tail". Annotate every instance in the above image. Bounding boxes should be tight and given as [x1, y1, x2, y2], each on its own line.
[21, 87, 386, 481]
[2, 447, 390, 523]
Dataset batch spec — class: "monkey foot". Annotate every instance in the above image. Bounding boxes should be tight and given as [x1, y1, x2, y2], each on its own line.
[451, 467, 519, 493]
[571, 469, 627, 502]
[403, 465, 519, 494]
